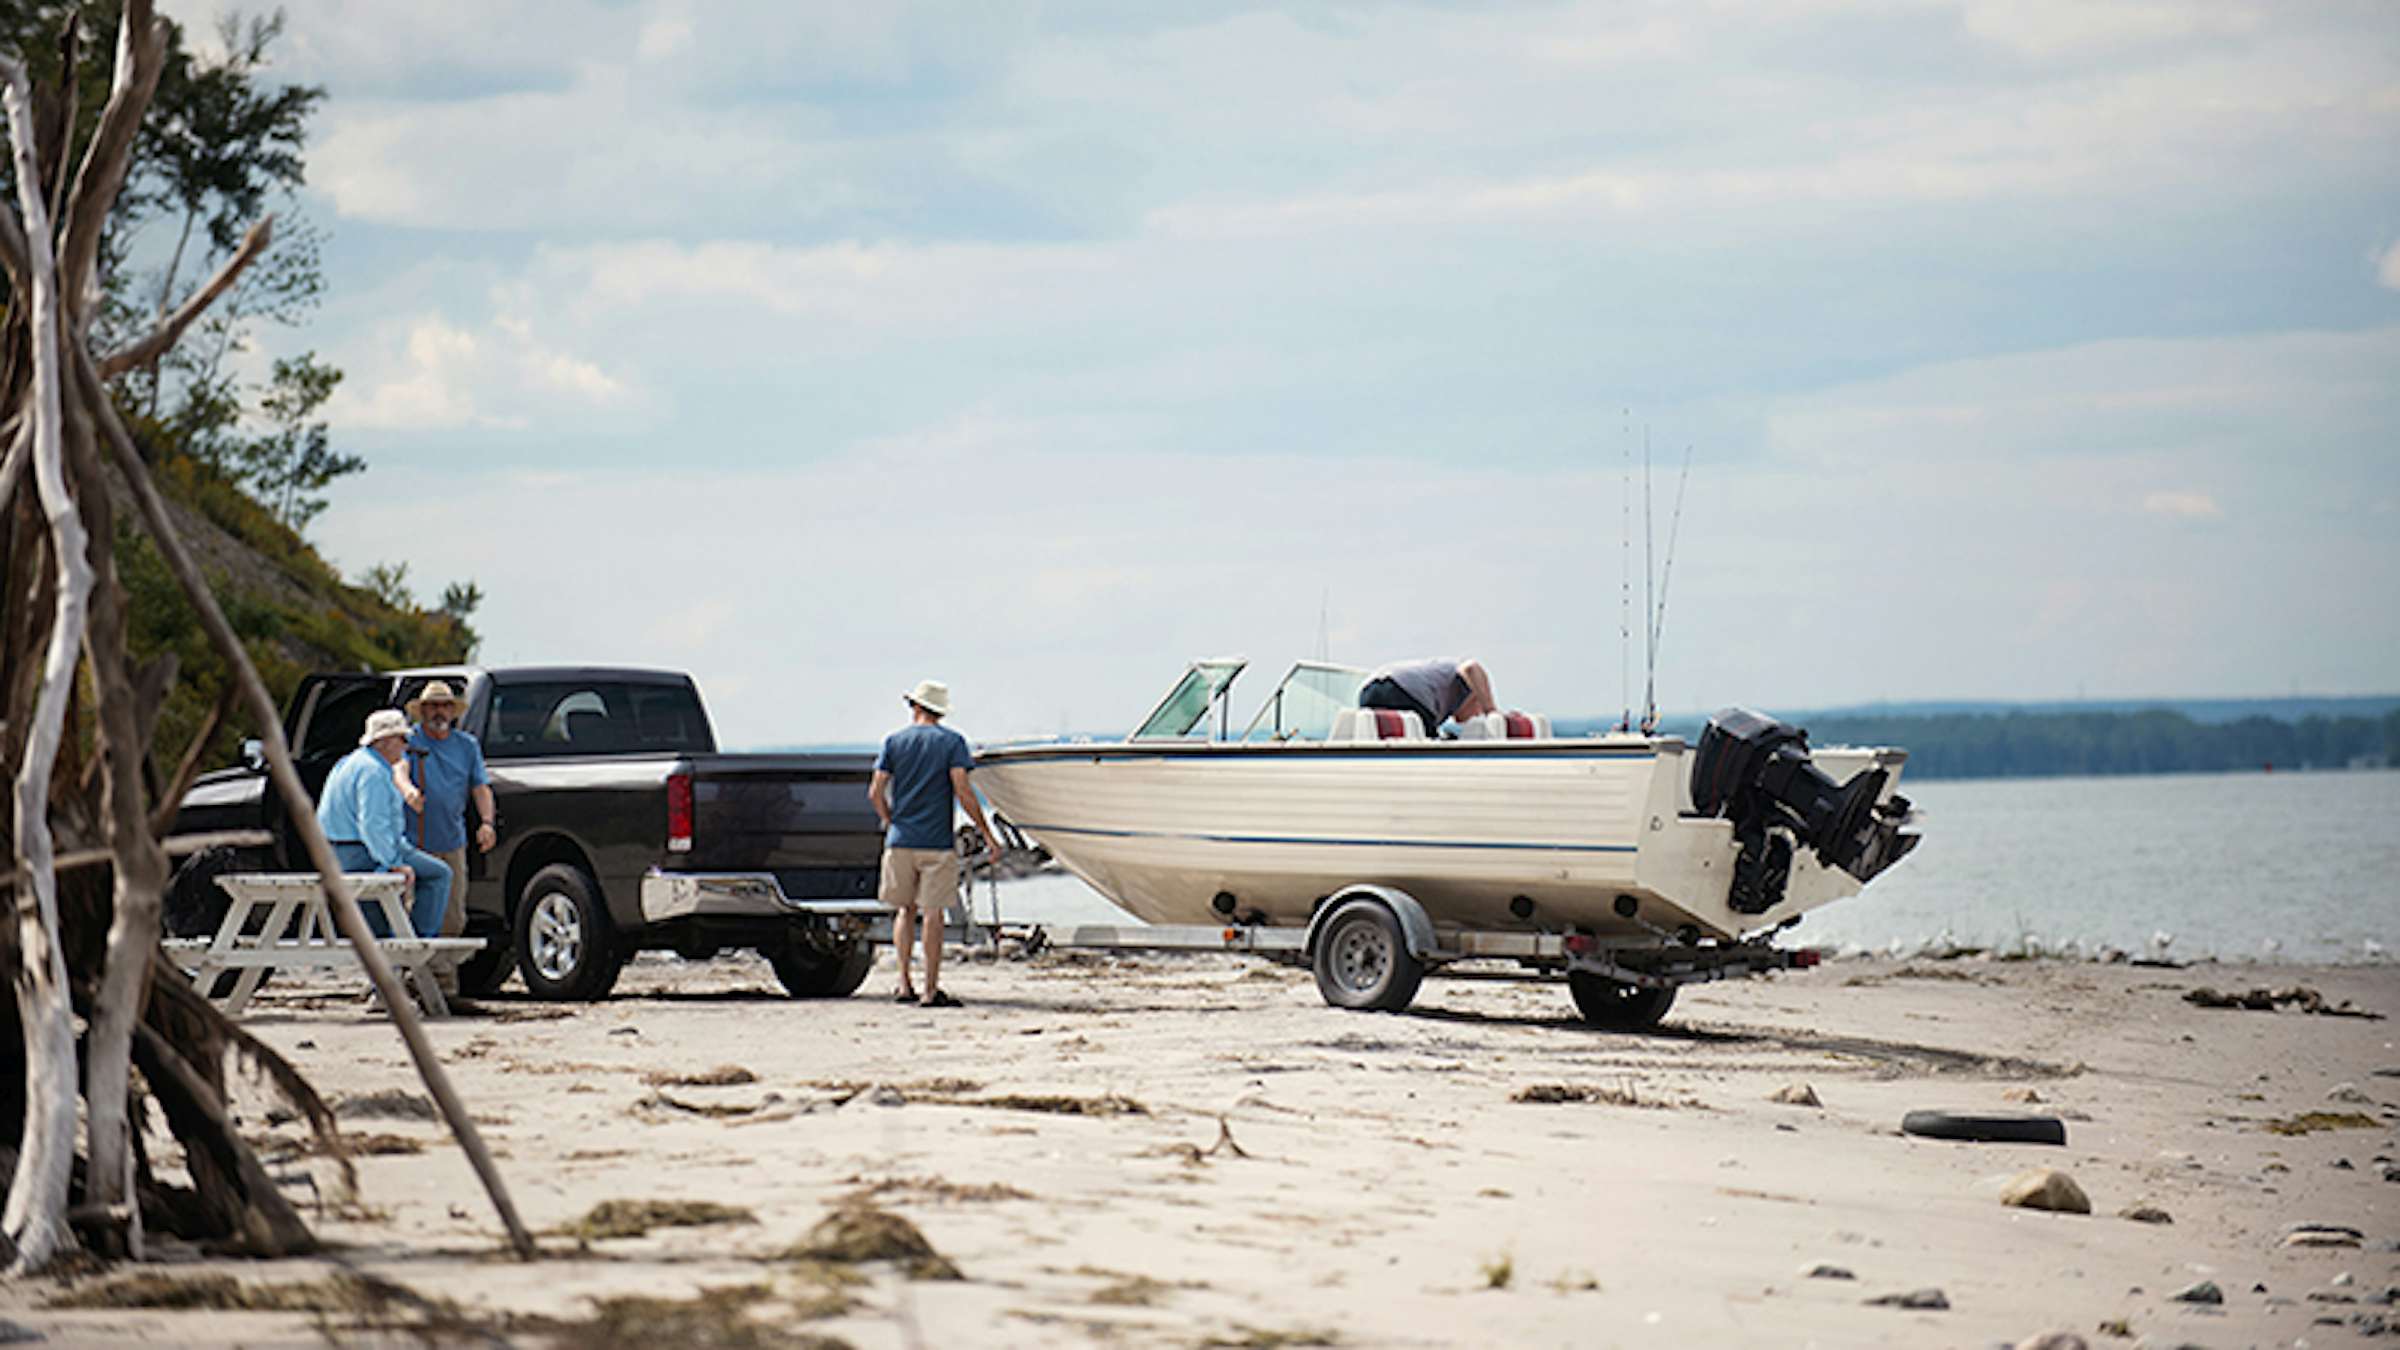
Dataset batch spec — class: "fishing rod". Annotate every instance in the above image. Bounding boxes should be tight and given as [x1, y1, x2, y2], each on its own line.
[1618, 411, 1632, 733]
[1643, 441, 1695, 735]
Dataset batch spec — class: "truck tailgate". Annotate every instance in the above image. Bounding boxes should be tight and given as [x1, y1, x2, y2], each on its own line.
[678, 754, 884, 900]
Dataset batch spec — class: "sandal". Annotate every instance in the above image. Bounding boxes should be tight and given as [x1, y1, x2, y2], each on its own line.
[892, 988, 919, 1003]
[919, 990, 962, 1009]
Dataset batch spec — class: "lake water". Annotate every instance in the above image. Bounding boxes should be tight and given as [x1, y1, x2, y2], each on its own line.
[975, 769, 2400, 964]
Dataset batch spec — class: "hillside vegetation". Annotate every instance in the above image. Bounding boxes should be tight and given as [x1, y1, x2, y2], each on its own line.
[117, 435, 476, 773]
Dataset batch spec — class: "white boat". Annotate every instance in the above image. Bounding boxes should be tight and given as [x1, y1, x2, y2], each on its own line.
[974, 659, 1919, 1024]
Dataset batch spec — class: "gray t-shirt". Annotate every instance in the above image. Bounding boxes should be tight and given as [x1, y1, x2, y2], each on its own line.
[1372, 658, 1468, 724]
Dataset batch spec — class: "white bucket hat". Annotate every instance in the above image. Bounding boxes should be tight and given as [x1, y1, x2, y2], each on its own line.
[359, 708, 411, 747]
[904, 679, 952, 718]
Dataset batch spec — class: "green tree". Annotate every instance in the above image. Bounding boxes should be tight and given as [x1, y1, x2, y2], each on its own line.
[231, 352, 359, 529]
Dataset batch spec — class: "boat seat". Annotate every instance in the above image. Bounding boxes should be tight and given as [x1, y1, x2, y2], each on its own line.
[1454, 711, 1552, 740]
[1329, 707, 1425, 741]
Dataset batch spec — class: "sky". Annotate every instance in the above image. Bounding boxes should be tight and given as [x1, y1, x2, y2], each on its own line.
[181, 0, 2399, 748]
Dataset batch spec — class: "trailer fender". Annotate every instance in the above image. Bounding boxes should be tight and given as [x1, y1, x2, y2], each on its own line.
[1305, 885, 1440, 963]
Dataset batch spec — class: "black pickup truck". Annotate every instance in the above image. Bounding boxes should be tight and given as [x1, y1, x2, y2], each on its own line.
[171, 665, 887, 1001]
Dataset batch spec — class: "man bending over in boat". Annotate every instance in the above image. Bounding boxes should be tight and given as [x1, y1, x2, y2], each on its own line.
[1358, 657, 1496, 735]
[871, 679, 1002, 1008]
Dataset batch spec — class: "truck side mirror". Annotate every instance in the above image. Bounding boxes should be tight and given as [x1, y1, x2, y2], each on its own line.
[241, 738, 265, 771]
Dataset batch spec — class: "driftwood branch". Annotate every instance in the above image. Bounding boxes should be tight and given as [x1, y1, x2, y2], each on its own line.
[74, 341, 538, 1260]
[0, 49, 91, 1273]
[59, 0, 165, 331]
[150, 679, 237, 837]
[66, 388, 173, 1257]
[0, 829, 272, 888]
[95, 214, 272, 379]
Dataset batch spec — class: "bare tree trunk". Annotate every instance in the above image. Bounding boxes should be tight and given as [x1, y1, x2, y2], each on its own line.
[67, 394, 170, 1260]
[0, 54, 88, 1274]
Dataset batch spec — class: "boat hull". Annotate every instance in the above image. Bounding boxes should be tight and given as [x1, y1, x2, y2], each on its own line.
[975, 737, 1906, 941]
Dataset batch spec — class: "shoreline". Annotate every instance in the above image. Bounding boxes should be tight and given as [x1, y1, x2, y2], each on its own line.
[4, 952, 2393, 1346]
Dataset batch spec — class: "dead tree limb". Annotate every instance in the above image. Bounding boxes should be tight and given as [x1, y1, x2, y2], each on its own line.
[149, 678, 235, 838]
[94, 214, 272, 380]
[67, 375, 172, 1260]
[0, 50, 89, 1273]
[59, 0, 165, 332]
[73, 341, 539, 1260]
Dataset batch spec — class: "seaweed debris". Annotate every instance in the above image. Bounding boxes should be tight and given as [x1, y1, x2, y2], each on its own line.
[787, 1205, 961, 1281]
[555, 1198, 759, 1240]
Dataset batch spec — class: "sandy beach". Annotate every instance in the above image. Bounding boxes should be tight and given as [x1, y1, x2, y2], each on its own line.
[4, 949, 2394, 1347]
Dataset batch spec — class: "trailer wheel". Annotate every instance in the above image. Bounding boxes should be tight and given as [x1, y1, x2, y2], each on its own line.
[1568, 972, 1677, 1030]
[768, 937, 874, 999]
[1313, 899, 1424, 1012]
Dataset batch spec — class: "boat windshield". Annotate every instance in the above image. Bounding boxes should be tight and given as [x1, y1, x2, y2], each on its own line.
[1239, 662, 1369, 742]
[1131, 658, 1247, 739]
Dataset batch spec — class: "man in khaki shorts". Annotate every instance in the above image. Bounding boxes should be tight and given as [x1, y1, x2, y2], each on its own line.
[870, 679, 1000, 1008]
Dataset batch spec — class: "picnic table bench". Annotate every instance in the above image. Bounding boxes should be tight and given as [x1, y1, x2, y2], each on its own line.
[161, 872, 485, 1017]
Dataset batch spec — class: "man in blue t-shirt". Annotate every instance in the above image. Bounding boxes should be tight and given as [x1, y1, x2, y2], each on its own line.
[398, 680, 496, 996]
[870, 679, 1000, 1008]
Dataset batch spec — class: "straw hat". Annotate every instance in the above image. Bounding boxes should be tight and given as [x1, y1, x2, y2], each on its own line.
[359, 708, 411, 747]
[904, 679, 952, 718]
[406, 679, 464, 722]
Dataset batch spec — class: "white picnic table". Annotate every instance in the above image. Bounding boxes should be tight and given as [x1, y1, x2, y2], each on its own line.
[162, 872, 485, 1017]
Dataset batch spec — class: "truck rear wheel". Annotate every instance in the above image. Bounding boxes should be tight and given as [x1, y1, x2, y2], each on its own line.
[515, 864, 623, 1001]
[767, 937, 874, 999]
[1568, 971, 1676, 1030]
[1312, 898, 1424, 1012]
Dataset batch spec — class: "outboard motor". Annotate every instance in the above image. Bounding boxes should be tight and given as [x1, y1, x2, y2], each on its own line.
[1691, 708, 1919, 914]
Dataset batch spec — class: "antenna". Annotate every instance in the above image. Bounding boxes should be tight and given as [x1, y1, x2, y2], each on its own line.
[1646, 442, 1694, 733]
[1316, 587, 1330, 663]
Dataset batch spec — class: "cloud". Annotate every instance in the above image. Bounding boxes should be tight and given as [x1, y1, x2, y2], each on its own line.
[326, 313, 632, 432]
[2141, 489, 2224, 520]
[2379, 240, 2400, 291]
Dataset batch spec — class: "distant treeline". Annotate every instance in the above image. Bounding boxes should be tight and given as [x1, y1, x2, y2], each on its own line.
[1772, 708, 2400, 780]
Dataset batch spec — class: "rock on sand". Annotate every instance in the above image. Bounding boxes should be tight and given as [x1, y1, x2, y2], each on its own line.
[2000, 1168, 2091, 1214]
[1769, 1083, 1822, 1107]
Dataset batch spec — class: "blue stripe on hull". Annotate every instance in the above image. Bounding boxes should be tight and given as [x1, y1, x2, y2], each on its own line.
[1013, 820, 1638, 854]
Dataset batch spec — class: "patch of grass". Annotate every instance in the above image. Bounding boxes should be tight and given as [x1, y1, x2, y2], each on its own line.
[1090, 1274, 1171, 1306]
[841, 1174, 1031, 1205]
[1199, 1329, 1338, 1348]
[518, 1285, 850, 1350]
[1480, 1251, 1515, 1290]
[1512, 1081, 1656, 1107]
[969, 1092, 1147, 1117]
[555, 1198, 759, 1240]
[639, 1090, 772, 1118]
[49, 1271, 406, 1314]
[646, 1064, 758, 1087]
[330, 1089, 438, 1121]
[787, 1205, 961, 1281]
[2264, 1111, 2379, 1135]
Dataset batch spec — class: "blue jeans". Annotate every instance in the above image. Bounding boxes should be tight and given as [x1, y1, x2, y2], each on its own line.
[330, 842, 450, 938]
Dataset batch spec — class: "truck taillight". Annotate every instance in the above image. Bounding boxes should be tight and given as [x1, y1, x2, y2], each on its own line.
[667, 772, 693, 853]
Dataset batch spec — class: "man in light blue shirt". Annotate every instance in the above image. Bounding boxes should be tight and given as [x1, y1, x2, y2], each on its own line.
[317, 708, 449, 937]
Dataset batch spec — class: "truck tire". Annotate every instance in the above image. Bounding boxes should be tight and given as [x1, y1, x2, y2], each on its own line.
[767, 938, 874, 999]
[1312, 898, 1424, 1012]
[1568, 971, 1677, 1030]
[514, 864, 623, 1001]
[456, 912, 514, 996]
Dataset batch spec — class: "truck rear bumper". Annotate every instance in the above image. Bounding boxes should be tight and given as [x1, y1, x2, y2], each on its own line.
[641, 869, 890, 924]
